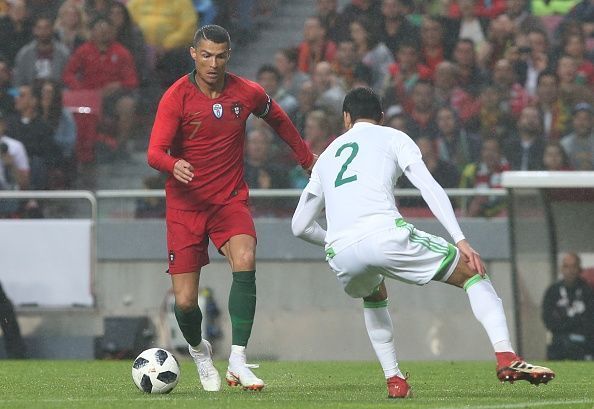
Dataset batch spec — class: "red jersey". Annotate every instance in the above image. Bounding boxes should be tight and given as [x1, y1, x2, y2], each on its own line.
[62, 41, 138, 90]
[147, 71, 314, 210]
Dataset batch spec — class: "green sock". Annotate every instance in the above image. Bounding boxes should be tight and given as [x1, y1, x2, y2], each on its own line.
[173, 304, 202, 347]
[229, 271, 256, 346]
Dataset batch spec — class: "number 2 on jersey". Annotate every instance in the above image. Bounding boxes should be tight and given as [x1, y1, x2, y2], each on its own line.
[334, 142, 359, 187]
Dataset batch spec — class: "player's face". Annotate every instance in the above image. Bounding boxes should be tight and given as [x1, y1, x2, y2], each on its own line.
[191, 39, 230, 87]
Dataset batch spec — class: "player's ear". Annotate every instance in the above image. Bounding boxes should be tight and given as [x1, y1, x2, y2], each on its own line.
[343, 112, 351, 130]
[379, 112, 385, 126]
[189, 46, 196, 60]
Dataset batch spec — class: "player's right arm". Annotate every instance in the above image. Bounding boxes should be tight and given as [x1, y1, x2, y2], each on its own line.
[292, 173, 326, 246]
[147, 89, 194, 184]
[404, 162, 486, 275]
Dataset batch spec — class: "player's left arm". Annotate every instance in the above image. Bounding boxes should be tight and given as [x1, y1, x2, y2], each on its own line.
[405, 162, 485, 275]
[253, 86, 315, 170]
[292, 181, 326, 246]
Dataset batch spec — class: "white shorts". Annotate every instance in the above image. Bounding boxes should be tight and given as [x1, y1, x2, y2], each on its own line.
[326, 218, 459, 298]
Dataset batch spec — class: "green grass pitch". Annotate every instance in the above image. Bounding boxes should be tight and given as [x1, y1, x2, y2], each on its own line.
[0, 360, 592, 409]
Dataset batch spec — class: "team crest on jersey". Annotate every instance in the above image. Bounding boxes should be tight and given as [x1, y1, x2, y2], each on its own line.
[231, 102, 242, 119]
[212, 103, 223, 119]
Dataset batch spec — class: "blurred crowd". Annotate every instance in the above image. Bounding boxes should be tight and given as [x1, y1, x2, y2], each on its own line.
[0, 0, 593, 219]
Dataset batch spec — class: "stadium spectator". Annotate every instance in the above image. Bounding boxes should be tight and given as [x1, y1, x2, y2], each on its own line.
[561, 33, 594, 85]
[13, 15, 70, 87]
[6, 84, 61, 190]
[419, 16, 449, 75]
[452, 38, 488, 96]
[297, 16, 337, 74]
[331, 39, 358, 91]
[53, 0, 88, 53]
[0, 281, 26, 358]
[445, 0, 507, 19]
[315, 0, 344, 43]
[542, 252, 594, 360]
[561, 102, 594, 170]
[473, 85, 515, 140]
[33, 79, 76, 187]
[384, 40, 432, 110]
[403, 80, 439, 140]
[504, 0, 547, 33]
[0, 110, 29, 191]
[460, 137, 510, 217]
[349, 17, 393, 92]
[339, 0, 382, 41]
[449, 0, 489, 47]
[256, 64, 298, 122]
[542, 140, 571, 170]
[492, 58, 532, 118]
[435, 106, 481, 171]
[380, 0, 420, 55]
[398, 136, 460, 208]
[504, 105, 546, 170]
[292, 87, 554, 398]
[477, 14, 516, 71]
[517, 28, 552, 95]
[63, 16, 139, 156]
[293, 80, 317, 135]
[274, 48, 310, 99]
[244, 128, 288, 190]
[555, 55, 592, 108]
[84, 0, 115, 22]
[311, 61, 345, 119]
[532, 0, 581, 16]
[127, 0, 197, 87]
[0, 58, 15, 115]
[108, 2, 149, 85]
[432, 60, 480, 125]
[0, 0, 32, 66]
[534, 70, 572, 140]
[146, 25, 315, 392]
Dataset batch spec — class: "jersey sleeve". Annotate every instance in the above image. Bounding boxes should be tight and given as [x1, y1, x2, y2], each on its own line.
[249, 81, 314, 169]
[393, 131, 423, 172]
[291, 167, 326, 246]
[147, 88, 182, 173]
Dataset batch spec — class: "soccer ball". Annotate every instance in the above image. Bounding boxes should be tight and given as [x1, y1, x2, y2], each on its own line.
[132, 348, 180, 394]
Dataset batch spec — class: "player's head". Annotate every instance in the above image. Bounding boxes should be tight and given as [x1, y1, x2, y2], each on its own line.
[342, 87, 383, 129]
[190, 25, 231, 87]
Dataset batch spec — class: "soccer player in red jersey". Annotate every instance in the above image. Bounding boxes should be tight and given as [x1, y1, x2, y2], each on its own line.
[147, 25, 315, 392]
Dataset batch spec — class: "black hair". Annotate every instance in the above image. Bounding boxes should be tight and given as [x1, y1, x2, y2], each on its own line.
[193, 25, 231, 48]
[537, 69, 558, 86]
[90, 15, 111, 29]
[257, 64, 281, 82]
[342, 87, 383, 123]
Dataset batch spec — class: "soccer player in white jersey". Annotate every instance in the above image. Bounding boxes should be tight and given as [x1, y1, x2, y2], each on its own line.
[291, 87, 555, 399]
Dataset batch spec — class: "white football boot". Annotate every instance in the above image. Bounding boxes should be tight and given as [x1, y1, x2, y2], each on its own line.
[226, 346, 265, 391]
[189, 340, 221, 391]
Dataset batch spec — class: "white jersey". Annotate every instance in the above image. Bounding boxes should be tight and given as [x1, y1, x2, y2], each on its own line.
[306, 122, 422, 252]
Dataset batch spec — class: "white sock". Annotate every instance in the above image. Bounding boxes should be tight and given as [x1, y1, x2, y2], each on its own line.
[190, 339, 206, 354]
[363, 305, 402, 379]
[465, 276, 514, 353]
[229, 345, 246, 367]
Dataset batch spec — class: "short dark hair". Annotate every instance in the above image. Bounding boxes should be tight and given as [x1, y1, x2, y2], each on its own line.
[342, 87, 383, 123]
[193, 25, 231, 48]
[90, 15, 111, 29]
[257, 64, 281, 82]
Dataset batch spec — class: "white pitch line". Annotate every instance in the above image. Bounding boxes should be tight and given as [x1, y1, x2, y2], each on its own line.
[433, 400, 594, 409]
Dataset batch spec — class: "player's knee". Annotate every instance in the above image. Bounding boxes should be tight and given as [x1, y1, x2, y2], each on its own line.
[174, 295, 199, 312]
[231, 248, 256, 270]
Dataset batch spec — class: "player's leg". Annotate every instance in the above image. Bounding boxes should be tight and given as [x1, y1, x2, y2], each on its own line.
[362, 281, 411, 399]
[210, 201, 264, 390]
[329, 239, 411, 398]
[167, 208, 221, 391]
[445, 259, 554, 384]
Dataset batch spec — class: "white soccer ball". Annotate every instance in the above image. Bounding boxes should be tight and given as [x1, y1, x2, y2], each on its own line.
[132, 348, 180, 394]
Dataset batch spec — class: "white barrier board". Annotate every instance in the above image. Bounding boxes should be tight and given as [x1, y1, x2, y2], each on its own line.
[0, 220, 93, 306]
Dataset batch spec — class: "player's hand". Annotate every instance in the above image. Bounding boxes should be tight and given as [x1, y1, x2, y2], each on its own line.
[173, 159, 194, 184]
[304, 154, 318, 175]
[456, 239, 486, 277]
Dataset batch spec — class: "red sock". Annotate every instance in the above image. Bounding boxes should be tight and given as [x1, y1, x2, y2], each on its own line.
[495, 351, 517, 367]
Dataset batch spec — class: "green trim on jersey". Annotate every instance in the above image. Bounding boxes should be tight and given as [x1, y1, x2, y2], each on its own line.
[363, 299, 389, 308]
[325, 247, 336, 259]
[433, 243, 457, 281]
[395, 218, 457, 281]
